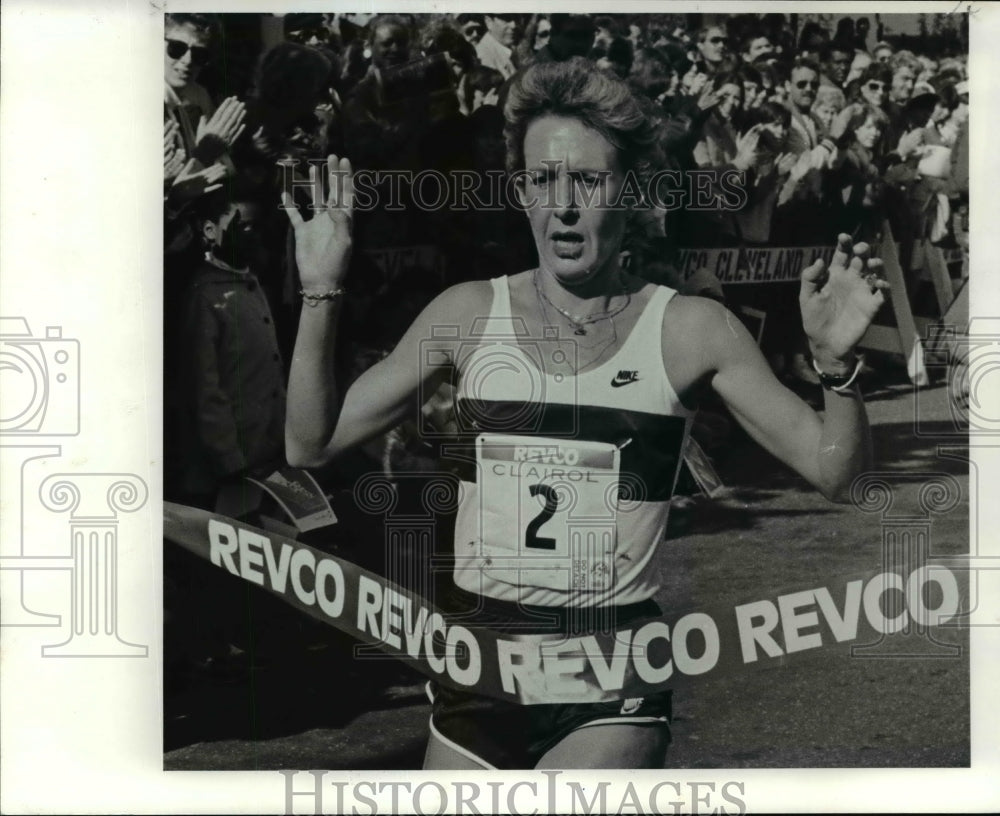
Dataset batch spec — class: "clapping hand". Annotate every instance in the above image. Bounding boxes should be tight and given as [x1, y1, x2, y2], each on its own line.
[196, 96, 247, 149]
[775, 151, 798, 176]
[164, 144, 187, 182]
[696, 88, 718, 111]
[896, 128, 926, 160]
[281, 155, 354, 290]
[829, 103, 863, 142]
[733, 125, 763, 171]
[164, 119, 182, 152]
[169, 158, 227, 205]
[164, 120, 186, 182]
[800, 235, 890, 372]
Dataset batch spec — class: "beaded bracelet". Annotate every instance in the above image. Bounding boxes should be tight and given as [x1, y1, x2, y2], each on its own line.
[300, 287, 346, 307]
[813, 354, 865, 392]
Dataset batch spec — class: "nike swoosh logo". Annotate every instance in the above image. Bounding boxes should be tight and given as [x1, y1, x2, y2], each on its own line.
[610, 378, 640, 388]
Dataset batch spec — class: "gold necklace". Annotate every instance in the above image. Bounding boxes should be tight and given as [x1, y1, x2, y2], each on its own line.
[535, 279, 621, 375]
[533, 269, 631, 336]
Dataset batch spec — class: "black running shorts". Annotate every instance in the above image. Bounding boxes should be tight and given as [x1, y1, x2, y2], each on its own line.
[427, 585, 673, 769]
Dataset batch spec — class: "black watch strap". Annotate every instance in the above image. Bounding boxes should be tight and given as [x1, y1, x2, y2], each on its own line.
[813, 355, 864, 392]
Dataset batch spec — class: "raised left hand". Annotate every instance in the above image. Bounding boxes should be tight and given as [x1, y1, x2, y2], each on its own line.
[800, 234, 890, 372]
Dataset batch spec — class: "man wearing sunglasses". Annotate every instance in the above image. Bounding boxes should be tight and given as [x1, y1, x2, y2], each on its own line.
[696, 24, 730, 73]
[456, 13, 486, 46]
[165, 13, 214, 121]
[284, 12, 331, 48]
[164, 13, 246, 163]
[529, 14, 595, 65]
[784, 58, 822, 156]
[476, 13, 522, 78]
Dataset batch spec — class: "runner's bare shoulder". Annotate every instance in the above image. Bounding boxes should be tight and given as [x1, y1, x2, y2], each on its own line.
[661, 293, 758, 386]
[403, 278, 497, 354]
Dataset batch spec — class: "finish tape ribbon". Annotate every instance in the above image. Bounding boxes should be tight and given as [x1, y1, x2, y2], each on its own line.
[165, 502, 967, 705]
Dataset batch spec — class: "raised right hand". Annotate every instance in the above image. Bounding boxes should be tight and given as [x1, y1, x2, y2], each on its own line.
[282, 155, 354, 290]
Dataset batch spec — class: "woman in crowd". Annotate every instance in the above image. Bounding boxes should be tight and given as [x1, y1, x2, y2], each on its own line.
[246, 42, 339, 164]
[281, 57, 887, 769]
[851, 61, 892, 110]
[811, 85, 847, 139]
[824, 103, 890, 237]
[627, 47, 679, 106]
[692, 71, 745, 167]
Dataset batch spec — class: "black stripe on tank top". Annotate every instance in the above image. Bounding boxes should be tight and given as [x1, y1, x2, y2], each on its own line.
[443, 399, 688, 503]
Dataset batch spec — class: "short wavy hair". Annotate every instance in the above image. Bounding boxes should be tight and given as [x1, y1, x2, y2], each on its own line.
[847, 103, 889, 136]
[889, 49, 921, 76]
[165, 13, 217, 41]
[503, 57, 664, 182]
[813, 84, 846, 110]
[366, 14, 412, 46]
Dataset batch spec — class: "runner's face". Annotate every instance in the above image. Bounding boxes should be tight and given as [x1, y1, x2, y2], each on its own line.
[518, 115, 627, 288]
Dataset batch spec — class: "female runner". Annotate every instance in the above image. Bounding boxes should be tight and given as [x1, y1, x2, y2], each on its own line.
[282, 58, 887, 769]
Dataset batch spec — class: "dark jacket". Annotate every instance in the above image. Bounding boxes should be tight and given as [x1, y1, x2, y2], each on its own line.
[171, 261, 286, 496]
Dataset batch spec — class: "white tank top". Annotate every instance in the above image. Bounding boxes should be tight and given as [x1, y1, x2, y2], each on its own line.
[449, 275, 694, 607]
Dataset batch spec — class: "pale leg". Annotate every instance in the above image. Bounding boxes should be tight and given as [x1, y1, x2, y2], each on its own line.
[535, 722, 670, 769]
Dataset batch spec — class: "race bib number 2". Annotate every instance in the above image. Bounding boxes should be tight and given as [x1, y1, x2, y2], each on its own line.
[476, 434, 621, 592]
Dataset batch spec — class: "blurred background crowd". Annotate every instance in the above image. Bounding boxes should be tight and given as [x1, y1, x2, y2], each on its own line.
[162, 9, 969, 514]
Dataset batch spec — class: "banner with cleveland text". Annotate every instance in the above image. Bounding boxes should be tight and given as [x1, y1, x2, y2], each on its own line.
[678, 246, 836, 285]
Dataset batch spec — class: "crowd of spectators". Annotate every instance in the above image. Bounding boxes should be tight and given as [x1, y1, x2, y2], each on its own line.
[162, 11, 970, 510]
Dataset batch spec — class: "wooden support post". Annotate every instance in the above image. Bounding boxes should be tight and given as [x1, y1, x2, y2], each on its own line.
[859, 222, 928, 386]
[923, 240, 959, 311]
